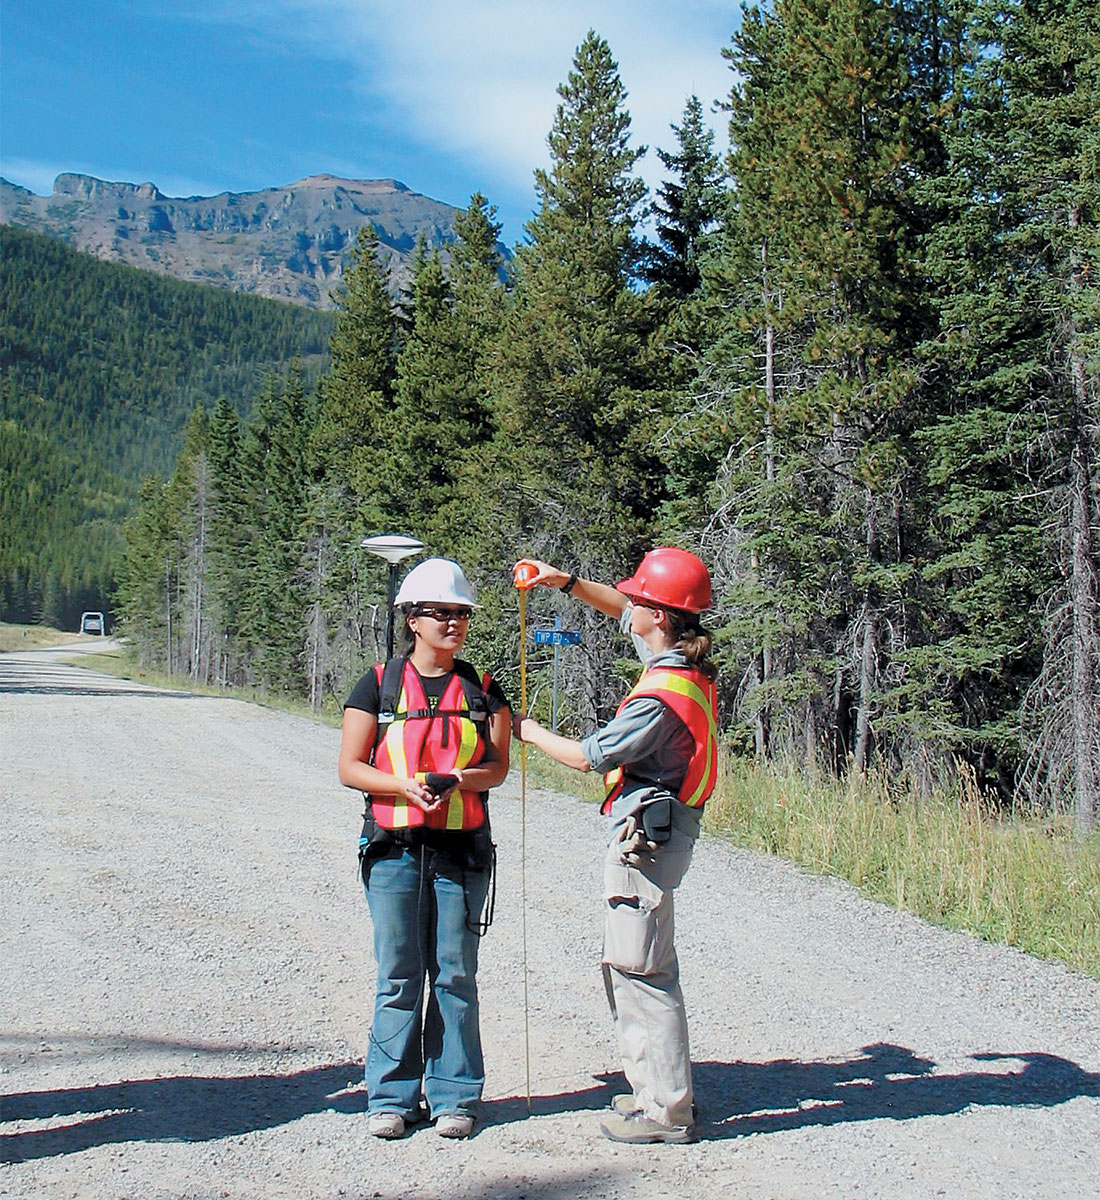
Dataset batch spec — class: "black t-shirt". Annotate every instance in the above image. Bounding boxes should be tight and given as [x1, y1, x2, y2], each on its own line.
[345, 660, 510, 717]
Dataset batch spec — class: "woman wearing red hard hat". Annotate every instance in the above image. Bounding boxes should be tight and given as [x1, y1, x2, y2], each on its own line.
[512, 548, 718, 1145]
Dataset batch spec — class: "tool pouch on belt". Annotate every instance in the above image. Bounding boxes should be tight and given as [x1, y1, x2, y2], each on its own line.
[639, 796, 672, 844]
[463, 819, 495, 872]
[357, 798, 394, 883]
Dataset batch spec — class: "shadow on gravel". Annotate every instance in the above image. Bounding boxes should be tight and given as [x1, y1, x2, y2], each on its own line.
[0, 657, 193, 698]
[691, 1043, 1100, 1139]
[480, 1043, 1100, 1141]
[1, 1061, 364, 1162]
[6, 1045, 1097, 1160]
[481, 1082, 612, 1125]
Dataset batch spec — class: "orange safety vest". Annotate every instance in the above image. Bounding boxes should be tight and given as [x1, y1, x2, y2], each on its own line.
[602, 666, 719, 813]
[370, 660, 491, 831]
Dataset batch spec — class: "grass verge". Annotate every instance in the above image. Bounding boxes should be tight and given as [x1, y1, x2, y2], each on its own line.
[0, 622, 85, 652]
[706, 759, 1100, 978]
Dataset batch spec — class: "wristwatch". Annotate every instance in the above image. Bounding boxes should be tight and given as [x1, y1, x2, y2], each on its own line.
[560, 572, 579, 594]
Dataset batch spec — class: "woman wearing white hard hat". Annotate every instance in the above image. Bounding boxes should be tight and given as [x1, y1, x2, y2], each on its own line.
[339, 557, 511, 1140]
[511, 549, 718, 1145]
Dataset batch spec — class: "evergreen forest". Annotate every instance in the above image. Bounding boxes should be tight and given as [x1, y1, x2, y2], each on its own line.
[0, 225, 334, 628]
[104, 6, 1098, 829]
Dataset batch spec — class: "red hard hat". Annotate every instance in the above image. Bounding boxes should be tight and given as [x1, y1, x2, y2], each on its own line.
[616, 547, 712, 613]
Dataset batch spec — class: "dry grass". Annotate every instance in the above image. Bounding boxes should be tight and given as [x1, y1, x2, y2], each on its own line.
[0, 622, 87, 652]
[706, 759, 1100, 978]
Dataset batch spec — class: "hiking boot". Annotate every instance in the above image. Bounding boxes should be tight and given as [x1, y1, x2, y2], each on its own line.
[435, 1112, 474, 1139]
[599, 1111, 695, 1145]
[611, 1094, 699, 1121]
[368, 1111, 405, 1139]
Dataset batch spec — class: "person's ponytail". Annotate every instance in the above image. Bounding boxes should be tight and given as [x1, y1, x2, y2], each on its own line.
[665, 608, 717, 680]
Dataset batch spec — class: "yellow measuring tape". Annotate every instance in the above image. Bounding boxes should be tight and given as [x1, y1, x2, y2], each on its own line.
[513, 561, 536, 1112]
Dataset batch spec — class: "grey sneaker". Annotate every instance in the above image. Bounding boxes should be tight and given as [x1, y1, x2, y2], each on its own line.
[435, 1112, 474, 1138]
[599, 1111, 695, 1144]
[368, 1111, 405, 1139]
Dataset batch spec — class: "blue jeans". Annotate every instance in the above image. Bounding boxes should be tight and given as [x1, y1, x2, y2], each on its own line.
[364, 843, 490, 1118]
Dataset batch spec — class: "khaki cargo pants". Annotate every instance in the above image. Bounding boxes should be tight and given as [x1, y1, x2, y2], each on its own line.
[601, 827, 695, 1128]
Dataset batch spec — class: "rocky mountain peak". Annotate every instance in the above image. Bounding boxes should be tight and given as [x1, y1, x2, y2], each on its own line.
[53, 173, 165, 203]
[0, 172, 482, 309]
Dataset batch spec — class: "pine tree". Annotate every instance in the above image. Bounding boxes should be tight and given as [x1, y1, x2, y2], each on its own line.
[305, 226, 402, 692]
[205, 394, 245, 685]
[385, 247, 456, 537]
[447, 193, 507, 525]
[697, 0, 945, 773]
[168, 404, 215, 682]
[311, 224, 398, 510]
[1004, 0, 1099, 830]
[645, 95, 729, 544]
[643, 94, 725, 302]
[491, 30, 658, 723]
[237, 368, 313, 693]
[921, 0, 1100, 824]
[114, 476, 176, 669]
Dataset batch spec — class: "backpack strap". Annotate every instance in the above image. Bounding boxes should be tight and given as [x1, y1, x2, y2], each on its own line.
[372, 656, 491, 755]
[451, 658, 491, 727]
[372, 656, 409, 758]
[451, 658, 494, 813]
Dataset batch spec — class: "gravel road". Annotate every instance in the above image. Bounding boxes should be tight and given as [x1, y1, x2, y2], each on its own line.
[2, 644, 1099, 1200]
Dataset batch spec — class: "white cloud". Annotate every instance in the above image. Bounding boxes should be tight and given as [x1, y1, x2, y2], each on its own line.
[186, 0, 736, 198]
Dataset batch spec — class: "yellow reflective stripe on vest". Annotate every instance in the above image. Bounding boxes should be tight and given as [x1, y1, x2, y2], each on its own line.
[382, 683, 411, 827]
[443, 789, 463, 830]
[629, 670, 717, 737]
[442, 690, 481, 830]
[685, 735, 716, 807]
[629, 669, 717, 807]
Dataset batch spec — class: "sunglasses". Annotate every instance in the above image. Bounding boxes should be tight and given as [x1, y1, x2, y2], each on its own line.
[414, 606, 473, 623]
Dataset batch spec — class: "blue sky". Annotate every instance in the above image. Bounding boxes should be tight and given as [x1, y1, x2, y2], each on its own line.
[1, 1, 740, 247]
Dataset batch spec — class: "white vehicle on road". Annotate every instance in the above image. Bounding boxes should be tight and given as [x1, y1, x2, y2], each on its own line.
[79, 611, 106, 635]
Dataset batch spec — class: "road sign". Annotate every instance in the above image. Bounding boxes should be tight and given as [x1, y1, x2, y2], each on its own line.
[532, 628, 582, 646]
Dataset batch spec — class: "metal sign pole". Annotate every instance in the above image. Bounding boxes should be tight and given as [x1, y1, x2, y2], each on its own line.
[552, 614, 561, 731]
[385, 562, 398, 659]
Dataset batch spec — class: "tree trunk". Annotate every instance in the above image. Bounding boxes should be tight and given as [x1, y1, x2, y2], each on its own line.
[306, 534, 326, 713]
[1066, 198, 1099, 833]
[853, 487, 880, 775]
[165, 553, 174, 675]
[853, 599, 877, 774]
[754, 240, 777, 761]
[190, 456, 208, 683]
[1069, 363, 1100, 833]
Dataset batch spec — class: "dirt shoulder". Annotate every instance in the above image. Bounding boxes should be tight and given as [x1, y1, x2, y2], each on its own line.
[2, 651, 1098, 1199]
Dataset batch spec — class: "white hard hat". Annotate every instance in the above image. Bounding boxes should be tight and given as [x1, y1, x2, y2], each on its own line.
[394, 558, 479, 607]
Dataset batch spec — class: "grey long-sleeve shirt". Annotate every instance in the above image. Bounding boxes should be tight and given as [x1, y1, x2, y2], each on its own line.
[580, 607, 704, 844]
